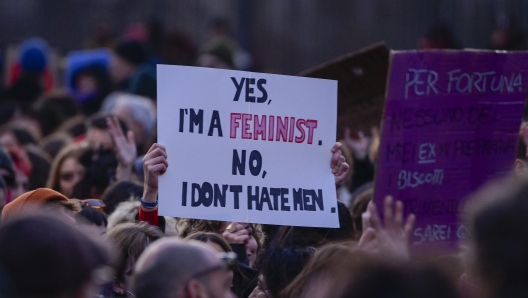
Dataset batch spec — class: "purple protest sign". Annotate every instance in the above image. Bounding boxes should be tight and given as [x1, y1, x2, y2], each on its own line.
[374, 50, 528, 253]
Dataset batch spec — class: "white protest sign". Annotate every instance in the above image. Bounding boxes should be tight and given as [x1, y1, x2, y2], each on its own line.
[157, 65, 338, 227]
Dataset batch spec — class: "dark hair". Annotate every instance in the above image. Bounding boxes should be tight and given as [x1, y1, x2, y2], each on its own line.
[185, 232, 248, 298]
[334, 262, 459, 298]
[257, 246, 314, 298]
[72, 149, 117, 199]
[469, 181, 528, 297]
[350, 187, 373, 239]
[0, 126, 36, 146]
[186, 231, 232, 252]
[75, 202, 108, 227]
[277, 201, 354, 247]
[28, 93, 81, 136]
[38, 133, 72, 160]
[26, 146, 52, 190]
[115, 40, 150, 66]
[86, 112, 128, 135]
[423, 22, 460, 49]
[100, 181, 143, 215]
[0, 214, 109, 298]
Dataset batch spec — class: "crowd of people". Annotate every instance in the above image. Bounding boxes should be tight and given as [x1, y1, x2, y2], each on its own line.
[0, 16, 527, 298]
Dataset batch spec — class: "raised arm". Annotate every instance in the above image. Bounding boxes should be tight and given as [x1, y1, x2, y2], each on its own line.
[139, 143, 168, 225]
[107, 116, 137, 181]
[357, 195, 415, 261]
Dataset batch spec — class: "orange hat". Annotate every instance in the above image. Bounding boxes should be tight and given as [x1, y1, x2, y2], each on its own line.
[1, 188, 68, 223]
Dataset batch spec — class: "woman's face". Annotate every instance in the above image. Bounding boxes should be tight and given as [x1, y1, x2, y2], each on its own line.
[59, 157, 85, 198]
[245, 225, 258, 268]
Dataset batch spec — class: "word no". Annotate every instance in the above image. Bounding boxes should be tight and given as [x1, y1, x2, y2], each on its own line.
[232, 149, 264, 177]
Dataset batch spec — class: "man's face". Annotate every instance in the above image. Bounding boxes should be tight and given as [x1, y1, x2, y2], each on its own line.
[201, 268, 234, 298]
[85, 128, 113, 152]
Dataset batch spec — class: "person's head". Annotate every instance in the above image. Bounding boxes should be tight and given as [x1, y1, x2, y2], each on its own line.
[178, 219, 226, 238]
[110, 41, 149, 84]
[179, 219, 262, 267]
[186, 232, 246, 296]
[256, 246, 315, 298]
[46, 143, 90, 198]
[220, 222, 261, 268]
[101, 92, 156, 145]
[1, 188, 80, 224]
[18, 37, 49, 74]
[74, 199, 108, 236]
[132, 237, 236, 298]
[350, 187, 373, 239]
[28, 92, 81, 136]
[100, 180, 143, 215]
[5, 146, 31, 199]
[321, 261, 459, 298]
[85, 112, 128, 152]
[277, 201, 354, 247]
[196, 44, 233, 69]
[279, 244, 359, 298]
[0, 125, 37, 149]
[104, 221, 163, 296]
[464, 179, 528, 297]
[72, 149, 118, 200]
[186, 232, 233, 254]
[71, 63, 112, 115]
[0, 214, 110, 298]
[419, 22, 460, 49]
[38, 132, 73, 160]
[26, 146, 52, 190]
[209, 17, 231, 36]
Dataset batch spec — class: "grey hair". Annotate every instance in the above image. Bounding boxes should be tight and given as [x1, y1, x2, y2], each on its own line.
[102, 92, 156, 136]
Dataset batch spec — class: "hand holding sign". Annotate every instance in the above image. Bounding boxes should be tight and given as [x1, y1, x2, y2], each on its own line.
[331, 142, 349, 185]
[158, 65, 338, 227]
[142, 143, 168, 205]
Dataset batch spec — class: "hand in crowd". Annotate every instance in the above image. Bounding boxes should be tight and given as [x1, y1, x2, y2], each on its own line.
[107, 117, 137, 181]
[357, 195, 415, 261]
[331, 142, 349, 185]
[222, 222, 251, 244]
[344, 127, 371, 160]
[142, 143, 168, 205]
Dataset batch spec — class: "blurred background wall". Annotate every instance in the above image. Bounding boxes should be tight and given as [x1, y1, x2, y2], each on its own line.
[1, 0, 527, 74]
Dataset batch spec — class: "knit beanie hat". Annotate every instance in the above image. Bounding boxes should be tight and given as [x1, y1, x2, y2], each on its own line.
[1, 188, 68, 223]
[19, 37, 50, 72]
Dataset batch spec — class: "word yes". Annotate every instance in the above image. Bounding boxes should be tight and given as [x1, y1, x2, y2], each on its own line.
[231, 77, 268, 103]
